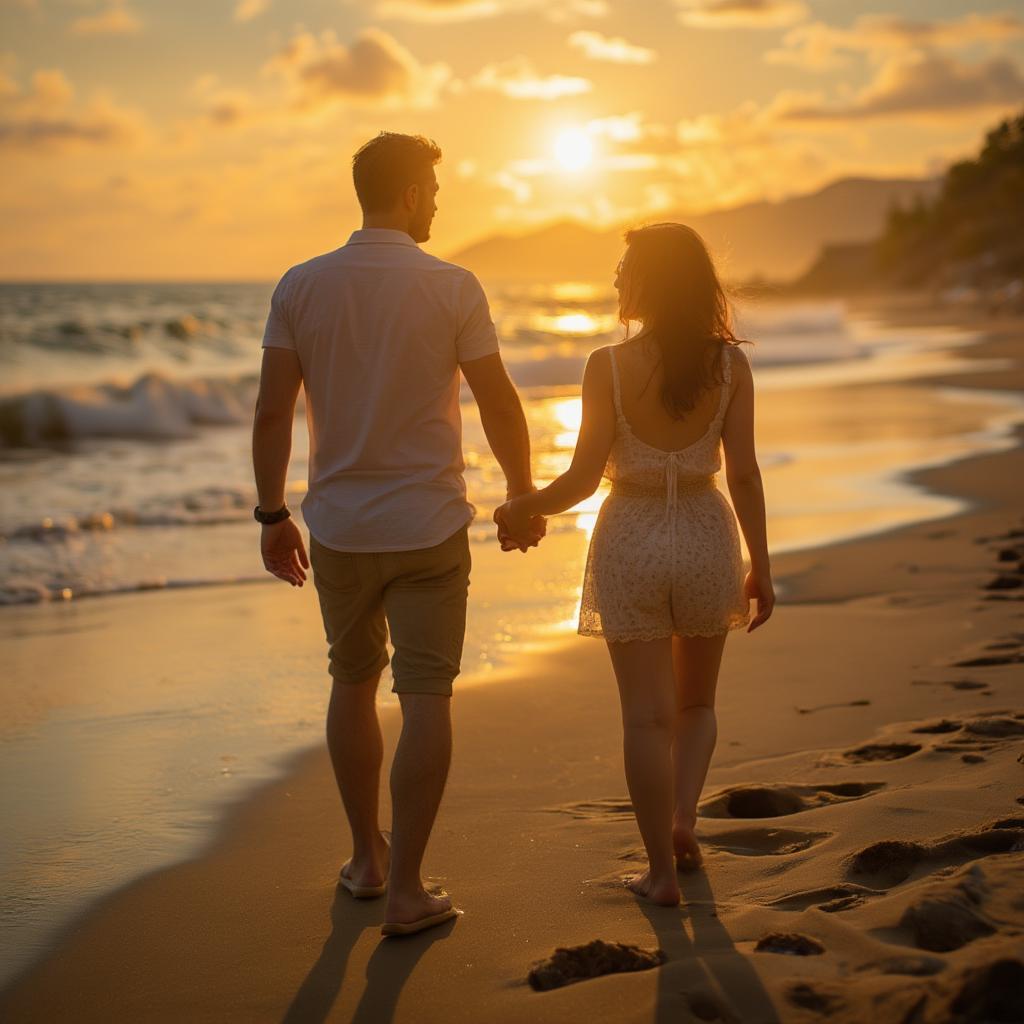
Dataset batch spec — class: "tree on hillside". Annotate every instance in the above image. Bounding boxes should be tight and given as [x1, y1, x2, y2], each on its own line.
[879, 109, 1024, 287]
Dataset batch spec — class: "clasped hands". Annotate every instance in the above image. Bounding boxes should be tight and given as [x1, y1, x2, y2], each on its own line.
[494, 491, 546, 554]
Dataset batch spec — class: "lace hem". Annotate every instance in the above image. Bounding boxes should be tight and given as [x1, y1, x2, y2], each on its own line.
[578, 614, 750, 642]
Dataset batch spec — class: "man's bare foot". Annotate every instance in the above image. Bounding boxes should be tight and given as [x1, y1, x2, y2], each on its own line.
[672, 822, 704, 872]
[340, 831, 390, 890]
[625, 870, 680, 907]
[384, 887, 454, 928]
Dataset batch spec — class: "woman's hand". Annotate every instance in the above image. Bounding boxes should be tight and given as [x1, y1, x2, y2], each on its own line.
[744, 569, 775, 631]
[261, 519, 309, 586]
[494, 496, 543, 553]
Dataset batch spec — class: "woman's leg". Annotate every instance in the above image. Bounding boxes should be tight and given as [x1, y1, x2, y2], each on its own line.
[670, 633, 727, 869]
[606, 638, 680, 907]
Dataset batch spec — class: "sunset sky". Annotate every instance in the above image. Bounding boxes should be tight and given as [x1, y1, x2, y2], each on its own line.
[1, 0, 1022, 279]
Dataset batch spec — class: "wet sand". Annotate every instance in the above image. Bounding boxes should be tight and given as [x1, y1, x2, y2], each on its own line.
[2, 301, 1023, 1023]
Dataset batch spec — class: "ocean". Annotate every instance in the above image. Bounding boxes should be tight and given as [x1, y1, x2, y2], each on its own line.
[1, 279, 1022, 985]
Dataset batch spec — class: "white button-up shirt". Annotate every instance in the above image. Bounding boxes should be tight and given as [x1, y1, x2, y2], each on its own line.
[262, 228, 500, 551]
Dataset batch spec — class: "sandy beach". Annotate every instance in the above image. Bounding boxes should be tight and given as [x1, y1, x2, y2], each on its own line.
[2, 303, 1023, 1023]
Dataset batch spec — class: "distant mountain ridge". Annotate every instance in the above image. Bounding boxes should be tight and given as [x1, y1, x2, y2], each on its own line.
[446, 177, 941, 284]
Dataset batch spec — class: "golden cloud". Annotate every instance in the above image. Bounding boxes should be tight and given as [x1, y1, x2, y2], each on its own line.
[675, 0, 807, 29]
[0, 67, 145, 150]
[265, 28, 451, 109]
[233, 0, 270, 22]
[767, 11, 1024, 71]
[70, 2, 142, 36]
[376, 0, 607, 22]
[772, 52, 1024, 121]
[471, 57, 591, 99]
[568, 31, 656, 64]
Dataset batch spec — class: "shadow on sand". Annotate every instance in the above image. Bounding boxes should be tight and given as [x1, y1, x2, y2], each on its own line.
[282, 885, 455, 1024]
[637, 872, 780, 1024]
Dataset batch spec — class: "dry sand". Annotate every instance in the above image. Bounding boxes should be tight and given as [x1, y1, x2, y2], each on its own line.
[2, 303, 1023, 1023]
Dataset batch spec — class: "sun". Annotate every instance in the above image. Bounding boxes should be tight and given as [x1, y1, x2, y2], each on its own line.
[553, 128, 594, 173]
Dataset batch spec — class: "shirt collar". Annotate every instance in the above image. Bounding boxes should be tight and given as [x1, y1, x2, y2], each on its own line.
[345, 228, 419, 247]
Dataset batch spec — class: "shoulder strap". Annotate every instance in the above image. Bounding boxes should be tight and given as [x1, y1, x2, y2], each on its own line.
[607, 346, 624, 418]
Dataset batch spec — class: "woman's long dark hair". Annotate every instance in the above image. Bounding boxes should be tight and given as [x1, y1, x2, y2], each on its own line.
[618, 223, 743, 419]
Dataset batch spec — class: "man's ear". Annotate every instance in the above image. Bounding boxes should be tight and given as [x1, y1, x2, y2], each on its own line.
[403, 182, 419, 212]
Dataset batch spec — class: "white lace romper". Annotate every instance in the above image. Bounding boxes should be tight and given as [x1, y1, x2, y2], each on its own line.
[578, 343, 750, 641]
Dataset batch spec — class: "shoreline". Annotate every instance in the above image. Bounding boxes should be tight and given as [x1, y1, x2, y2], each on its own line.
[2, 297, 1023, 1021]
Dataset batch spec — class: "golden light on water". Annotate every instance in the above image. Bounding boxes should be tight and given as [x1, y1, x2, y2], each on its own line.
[551, 397, 582, 436]
[531, 311, 617, 337]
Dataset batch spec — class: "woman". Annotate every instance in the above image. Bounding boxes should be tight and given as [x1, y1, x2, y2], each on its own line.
[496, 223, 774, 907]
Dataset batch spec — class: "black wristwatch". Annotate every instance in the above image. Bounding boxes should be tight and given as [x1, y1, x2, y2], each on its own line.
[254, 504, 291, 525]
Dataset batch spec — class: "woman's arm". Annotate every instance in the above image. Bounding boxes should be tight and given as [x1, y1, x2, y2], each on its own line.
[496, 347, 617, 536]
[721, 346, 774, 629]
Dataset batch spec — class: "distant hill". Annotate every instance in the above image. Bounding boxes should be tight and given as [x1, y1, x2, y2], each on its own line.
[446, 177, 940, 284]
[792, 109, 1024, 298]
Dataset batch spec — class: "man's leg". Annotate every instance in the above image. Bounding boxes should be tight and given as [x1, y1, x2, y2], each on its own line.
[309, 536, 391, 888]
[386, 693, 453, 923]
[327, 673, 390, 888]
[380, 526, 470, 926]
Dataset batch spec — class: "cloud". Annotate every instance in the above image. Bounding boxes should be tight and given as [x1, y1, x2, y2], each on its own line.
[766, 11, 1024, 71]
[772, 52, 1024, 121]
[265, 28, 451, 109]
[472, 57, 591, 99]
[675, 0, 807, 29]
[70, 2, 142, 36]
[376, 0, 607, 22]
[568, 31, 656, 64]
[0, 69, 145, 150]
[204, 89, 252, 126]
[234, 0, 269, 22]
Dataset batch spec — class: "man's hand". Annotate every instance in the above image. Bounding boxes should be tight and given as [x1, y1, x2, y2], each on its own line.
[261, 519, 310, 586]
[494, 497, 545, 554]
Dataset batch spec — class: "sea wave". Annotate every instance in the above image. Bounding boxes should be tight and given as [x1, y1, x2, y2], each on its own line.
[0, 373, 258, 447]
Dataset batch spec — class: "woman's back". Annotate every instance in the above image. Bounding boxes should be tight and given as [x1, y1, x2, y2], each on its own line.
[612, 337, 729, 453]
[605, 338, 734, 489]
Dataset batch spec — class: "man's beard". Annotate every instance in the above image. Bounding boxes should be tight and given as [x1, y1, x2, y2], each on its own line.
[411, 209, 433, 243]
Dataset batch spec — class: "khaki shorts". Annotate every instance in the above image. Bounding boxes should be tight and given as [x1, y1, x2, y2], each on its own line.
[309, 526, 471, 697]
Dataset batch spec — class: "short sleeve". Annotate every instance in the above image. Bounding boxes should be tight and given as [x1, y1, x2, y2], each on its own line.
[261, 270, 296, 351]
[454, 271, 499, 363]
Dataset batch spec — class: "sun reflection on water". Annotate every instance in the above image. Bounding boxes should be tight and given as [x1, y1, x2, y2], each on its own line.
[531, 311, 617, 337]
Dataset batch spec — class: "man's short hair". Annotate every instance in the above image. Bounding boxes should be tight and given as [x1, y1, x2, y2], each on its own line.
[352, 133, 442, 213]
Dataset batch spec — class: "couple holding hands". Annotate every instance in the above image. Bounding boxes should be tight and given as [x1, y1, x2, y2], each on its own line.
[253, 132, 772, 937]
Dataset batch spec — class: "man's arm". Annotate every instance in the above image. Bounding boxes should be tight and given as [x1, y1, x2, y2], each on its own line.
[460, 353, 533, 498]
[459, 353, 543, 550]
[253, 347, 309, 586]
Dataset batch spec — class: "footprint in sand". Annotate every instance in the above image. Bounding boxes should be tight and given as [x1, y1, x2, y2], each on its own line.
[855, 954, 945, 977]
[947, 959, 1024, 1021]
[551, 797, 635, 821]
[767, 882, 885, 914]
[845, 819, 1024, 887]
[527, 940, 665, 991]
[786, 983, 844, 1015]
[911, 678, 990, 693]
[698, 782, 883, 820]
[754, 932, 825, 956]
[910, 719, 962, 734]
[685, 992, 727, 1022]
[954, 651, 1024, 666]
[616, 827, 833, 865]
[843, 742, 922, 763]
[899, 868, 997, 952]
[702, 827, 832, 857]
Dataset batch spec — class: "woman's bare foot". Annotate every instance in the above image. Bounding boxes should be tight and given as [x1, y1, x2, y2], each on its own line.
[384, 887, 454, 928]
[625, 870, 680, 907]
[340, 830, 390, 890]
[672, 822, 704, 872]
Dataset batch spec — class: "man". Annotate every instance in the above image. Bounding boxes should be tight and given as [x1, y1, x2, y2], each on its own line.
[252, 132, 542, 937]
